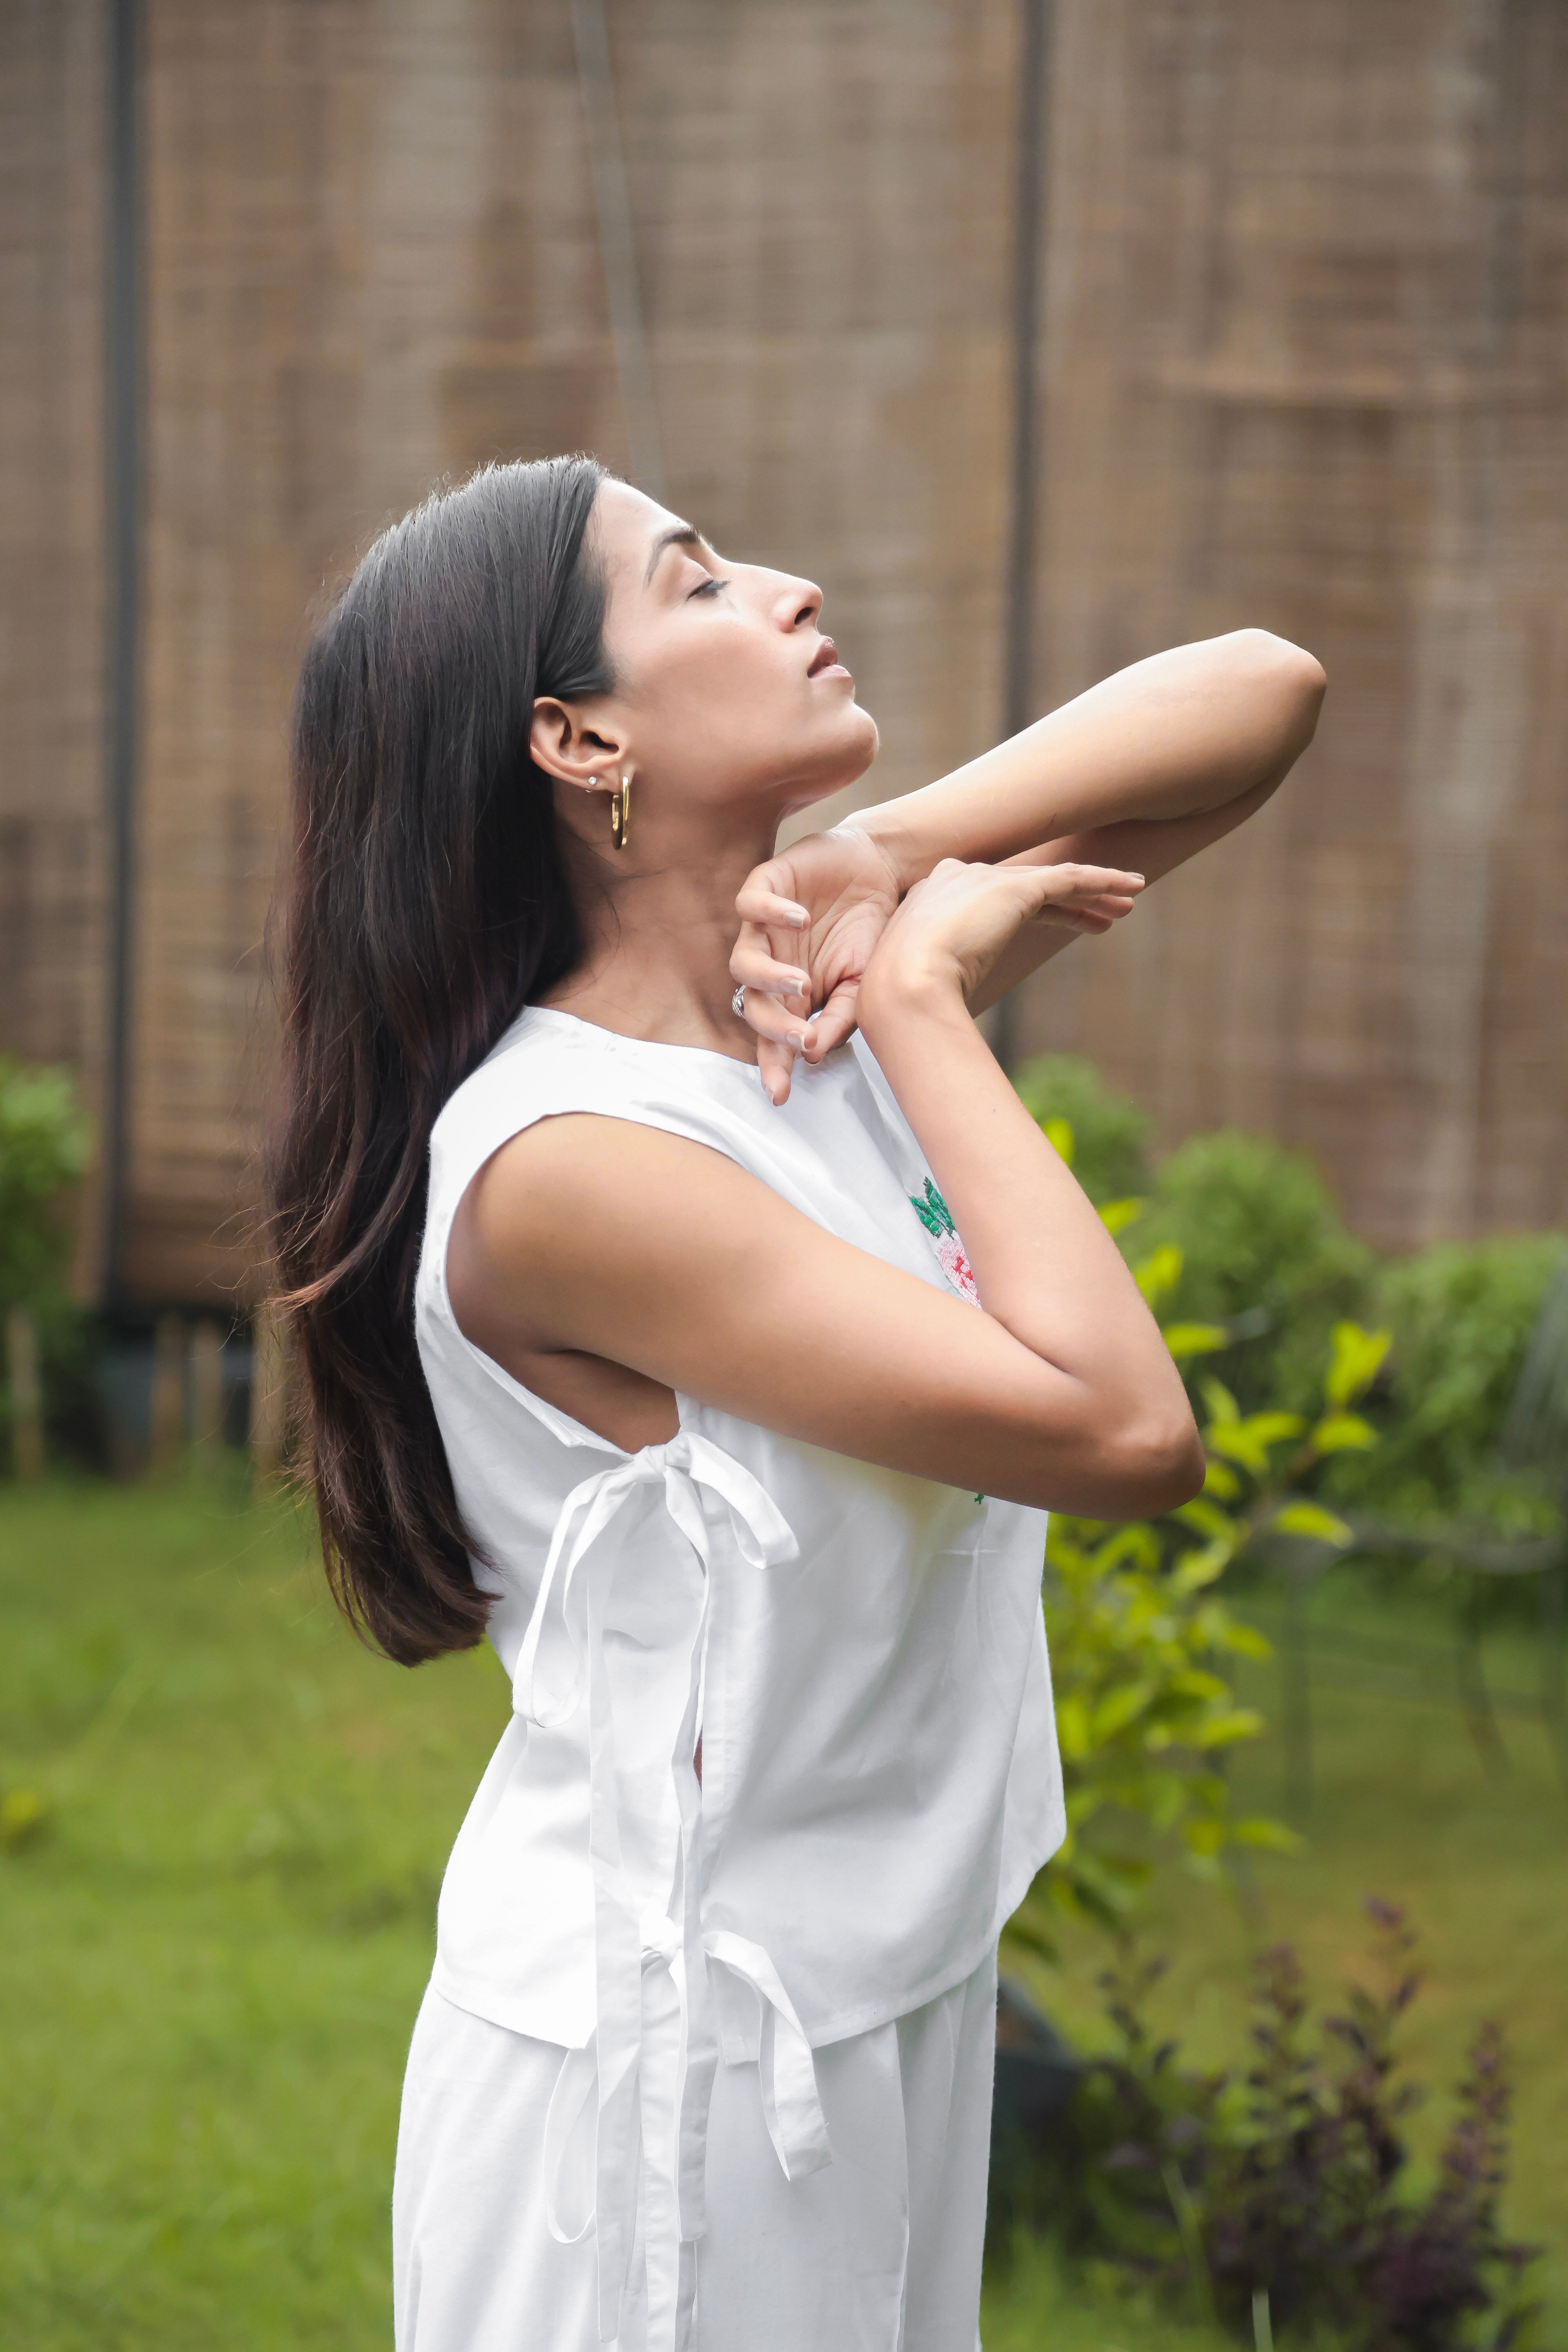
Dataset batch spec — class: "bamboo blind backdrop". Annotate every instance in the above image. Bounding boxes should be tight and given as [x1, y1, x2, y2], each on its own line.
[2, 0, 1564, 1307]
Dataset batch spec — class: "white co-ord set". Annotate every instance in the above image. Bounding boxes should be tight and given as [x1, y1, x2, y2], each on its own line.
[396, 1005, 1066, 2352]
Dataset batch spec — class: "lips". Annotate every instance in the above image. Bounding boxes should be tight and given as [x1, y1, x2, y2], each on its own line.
[807, 636, 850, 681]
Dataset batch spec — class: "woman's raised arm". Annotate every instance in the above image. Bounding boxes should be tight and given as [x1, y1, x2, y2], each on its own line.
[732, 631, 1324, 1095]
[448, 860, 1204, 1521]
[853, 629, 1325, 883]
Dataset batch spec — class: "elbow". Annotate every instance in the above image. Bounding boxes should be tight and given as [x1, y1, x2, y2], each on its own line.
[1229, 627, 1327, 750]
[1080, 1406, 1207, 1521]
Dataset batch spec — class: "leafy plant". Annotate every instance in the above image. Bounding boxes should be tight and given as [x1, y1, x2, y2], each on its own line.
[1004, 1110, 1391, 1962]
[1136, 1130, 1378, 1416]
[1331, 1235, 1568, 1534]
[0, 1059, 94, 1473]
[1015, 1062, 1378, 1415]
[0, 1057, 93, 1316]
[1013, 1054, 1154, 1209]
[1001, 1905, 1543, 2352]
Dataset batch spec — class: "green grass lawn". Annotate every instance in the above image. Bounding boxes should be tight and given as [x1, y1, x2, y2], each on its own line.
[1, 1481, 1563, 2349]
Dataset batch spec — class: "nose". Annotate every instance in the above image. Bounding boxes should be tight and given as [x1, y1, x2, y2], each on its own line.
[771, 573, 823, 633]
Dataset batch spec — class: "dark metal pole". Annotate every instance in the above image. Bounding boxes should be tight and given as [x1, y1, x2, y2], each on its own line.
[103, 0, 142, 1306]
[993, 0, 1052, 1075]
[572, 0, 665, 503]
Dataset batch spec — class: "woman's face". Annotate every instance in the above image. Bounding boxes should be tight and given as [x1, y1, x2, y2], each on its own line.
[562, 478, 878, 822]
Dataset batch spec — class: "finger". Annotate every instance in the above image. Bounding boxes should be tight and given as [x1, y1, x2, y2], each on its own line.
[1031, 863, 1146, 900]
[1060, 894, 1139, 922]
[729, 930, 813, 1006]
[737, 984, 820, 1054]
[800, 978, 861, 1060]
[757, 1033, 796, 1106]
[1014, 873, 1143, 927]
[1030, 902, 1126, 934]
[735, 880, 810, 932]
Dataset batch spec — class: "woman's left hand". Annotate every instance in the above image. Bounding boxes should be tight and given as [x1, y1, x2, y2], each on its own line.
[729, 825, 904, 1105]
[730, 822, 1134, 1103]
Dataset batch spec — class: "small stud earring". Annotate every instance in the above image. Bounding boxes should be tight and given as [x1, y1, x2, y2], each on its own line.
[610, 772, 631, 851]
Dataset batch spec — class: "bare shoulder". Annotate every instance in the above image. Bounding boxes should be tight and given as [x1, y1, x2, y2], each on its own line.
[448, 1111, 790, 1351]
[440, 1102, 1113, 1507]
[465, 1110, 770, 1257]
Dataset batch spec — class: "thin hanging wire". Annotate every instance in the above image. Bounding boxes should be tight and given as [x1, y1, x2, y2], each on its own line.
[572, 0, 666, 503]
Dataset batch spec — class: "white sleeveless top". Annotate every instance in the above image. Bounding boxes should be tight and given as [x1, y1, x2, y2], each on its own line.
[413, 1005, 1064, 2333]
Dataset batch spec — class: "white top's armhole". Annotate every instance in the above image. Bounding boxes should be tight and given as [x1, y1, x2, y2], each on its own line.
[419, 1045, 751, 1455]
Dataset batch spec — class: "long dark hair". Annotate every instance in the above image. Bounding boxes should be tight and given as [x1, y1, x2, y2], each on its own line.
[267, 456, 613, 1664]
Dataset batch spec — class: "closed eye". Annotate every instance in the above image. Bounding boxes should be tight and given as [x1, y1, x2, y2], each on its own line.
[689, 575, 728, 599]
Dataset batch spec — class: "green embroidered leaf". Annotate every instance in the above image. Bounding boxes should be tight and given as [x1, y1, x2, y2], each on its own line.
[909, 1176, 956, 1239]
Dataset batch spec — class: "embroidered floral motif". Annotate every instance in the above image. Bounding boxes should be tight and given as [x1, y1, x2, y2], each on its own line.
[909, 1177, 981, 1308]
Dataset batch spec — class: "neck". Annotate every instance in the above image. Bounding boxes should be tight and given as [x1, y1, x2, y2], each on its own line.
[543, 794, 785, 1059]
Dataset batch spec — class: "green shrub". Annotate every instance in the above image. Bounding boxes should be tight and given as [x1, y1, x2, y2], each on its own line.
[0, 1060, 94, 1467]
[1137, 1131, 1377, 1416]
[1332, 1235, 1568, 1530]
[1013, 1055, 1154, 1207]
[1004, 1110, 1389, 1960]
[1013, 1063, 1376, 1415]
[0, 1058, 92, 1317]
[1000, 1906, 1543, 2352]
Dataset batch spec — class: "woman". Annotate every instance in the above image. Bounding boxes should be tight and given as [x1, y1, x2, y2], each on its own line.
[270, 455, 1324, 2352]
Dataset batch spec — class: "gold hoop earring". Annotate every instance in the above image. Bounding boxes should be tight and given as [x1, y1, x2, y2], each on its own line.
[610, 773, 631, 851]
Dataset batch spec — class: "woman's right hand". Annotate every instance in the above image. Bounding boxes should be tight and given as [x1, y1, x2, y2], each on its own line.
[859, 857, 1146, 1020]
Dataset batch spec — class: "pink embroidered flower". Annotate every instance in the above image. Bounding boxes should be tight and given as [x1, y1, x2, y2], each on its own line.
[909, 1177, 981, 1307]
[934, 1229, 981, 1307]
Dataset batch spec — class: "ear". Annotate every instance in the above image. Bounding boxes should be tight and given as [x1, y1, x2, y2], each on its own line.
[530, 696, 628, 793]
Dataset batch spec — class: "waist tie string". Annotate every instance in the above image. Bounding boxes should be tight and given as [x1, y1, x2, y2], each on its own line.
[515, 1432, 824, 2351]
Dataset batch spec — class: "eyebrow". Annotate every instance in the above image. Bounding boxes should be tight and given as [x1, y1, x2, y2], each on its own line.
[643, 522, 708, 586]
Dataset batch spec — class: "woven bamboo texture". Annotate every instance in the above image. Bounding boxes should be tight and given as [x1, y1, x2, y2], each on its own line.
[1012, 0, 1568, 1249]
[1, 0, 1563, 1298]
[0, 0, 110, 1289]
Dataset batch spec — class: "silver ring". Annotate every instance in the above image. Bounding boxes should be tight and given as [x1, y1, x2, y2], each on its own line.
[731, 984, 747, 1019]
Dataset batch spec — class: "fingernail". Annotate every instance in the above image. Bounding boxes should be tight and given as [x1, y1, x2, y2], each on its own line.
[789, 1029, 814, 1051]
[782, 904, 808, 927]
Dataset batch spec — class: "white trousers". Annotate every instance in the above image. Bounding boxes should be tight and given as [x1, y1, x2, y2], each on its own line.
[392, 1951, 997, 2352]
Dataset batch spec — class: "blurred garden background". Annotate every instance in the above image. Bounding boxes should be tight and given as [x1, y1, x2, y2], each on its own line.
[3, 2, 1566, 2347]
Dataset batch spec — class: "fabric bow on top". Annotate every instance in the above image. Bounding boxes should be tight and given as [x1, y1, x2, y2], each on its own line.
[514, 1430, 825, 2352]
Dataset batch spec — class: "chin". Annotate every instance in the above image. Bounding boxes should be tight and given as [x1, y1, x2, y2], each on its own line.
[759, 706, 880, 821]
[826, 702, 879, 782]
